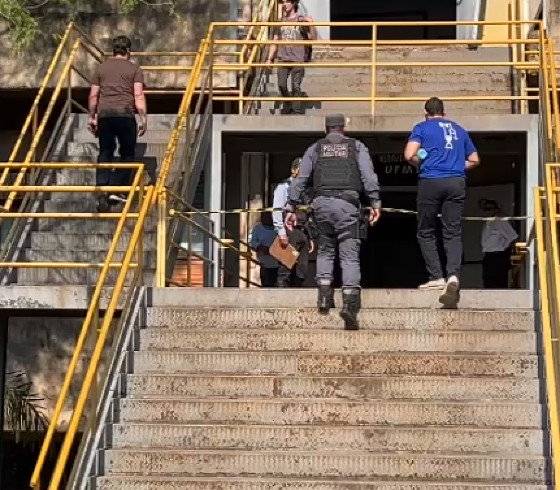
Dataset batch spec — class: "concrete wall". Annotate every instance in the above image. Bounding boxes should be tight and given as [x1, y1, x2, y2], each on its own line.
[0, 0, 232, 89]
[5, 315, 106, 429]
[529, 0, 542, 19]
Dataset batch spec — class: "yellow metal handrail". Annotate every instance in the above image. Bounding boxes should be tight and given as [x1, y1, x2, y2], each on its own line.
[20, 13, 560, 490]
[27, 2, 279, 486]
[202, 20, 543, 115]
[534, 22, 560, 490]
[28, 164, 147, 489]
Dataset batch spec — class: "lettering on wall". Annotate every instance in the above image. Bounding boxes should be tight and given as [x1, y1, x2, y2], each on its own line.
[371, 153, 418, 185]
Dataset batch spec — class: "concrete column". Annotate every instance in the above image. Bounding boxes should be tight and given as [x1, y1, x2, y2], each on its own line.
[242, 152, 267, 286]
[526, 114, 539, 292]
[224, 152, 242, 287]
[208, 127, 223, 287]
[298, 0, 330, 39]
[545, 0, 560, 41]
[456, 0, 483, 40]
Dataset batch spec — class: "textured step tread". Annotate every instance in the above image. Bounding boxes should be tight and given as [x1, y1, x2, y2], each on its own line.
[96, 477, 549, 490]
[145, 307, 535, 331]
[131, 351, 539, 377]
[150, 288, 534, 310]
[111, 423, 545, 454]
[30, 232, 156, 251]
[17, 268, 155, 286]
[123, 373, 539, 401]
[103, 449, 548, 481]
[138, 329, 537, 354]
[118, 398, 542, 428]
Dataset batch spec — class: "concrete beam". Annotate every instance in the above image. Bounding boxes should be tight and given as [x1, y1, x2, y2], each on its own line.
[0, 286, 123, 311]
[215, 114, 539, 134]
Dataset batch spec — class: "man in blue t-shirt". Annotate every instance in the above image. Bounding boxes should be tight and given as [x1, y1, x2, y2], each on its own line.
[404, 97, 480, 306]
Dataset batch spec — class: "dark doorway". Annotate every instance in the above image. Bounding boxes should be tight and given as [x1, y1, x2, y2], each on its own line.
[330, 0, 456, 41]
[361, 191, 425, 288]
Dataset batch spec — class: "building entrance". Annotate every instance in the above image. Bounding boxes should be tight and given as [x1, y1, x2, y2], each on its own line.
[329, 0, 457, 40]
[222, 131, 529, 290]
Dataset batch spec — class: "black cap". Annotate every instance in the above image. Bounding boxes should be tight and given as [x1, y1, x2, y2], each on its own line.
[325, 114, 345, 127]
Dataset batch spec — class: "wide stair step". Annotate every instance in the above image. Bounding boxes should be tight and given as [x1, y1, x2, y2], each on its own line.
[252, 46, 514, 116]
[90, 290, 548, 488]
[118, 398, 541, 427]
[96, 478, 549, 490]
[103, 450, 547, 481]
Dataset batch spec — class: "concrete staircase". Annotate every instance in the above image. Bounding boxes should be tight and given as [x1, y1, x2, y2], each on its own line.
[254, 46, 514, 116]
[17, 114, 185, 286]
[92, 288, 549, 490]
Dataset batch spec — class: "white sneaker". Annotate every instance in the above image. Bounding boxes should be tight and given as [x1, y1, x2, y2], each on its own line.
[109, 193, 127, 205]
[439, 276, 460, 306]
[418, 278, 446, 290]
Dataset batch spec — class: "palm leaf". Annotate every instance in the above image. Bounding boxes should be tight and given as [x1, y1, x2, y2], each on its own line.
[4, 371, 49, 446]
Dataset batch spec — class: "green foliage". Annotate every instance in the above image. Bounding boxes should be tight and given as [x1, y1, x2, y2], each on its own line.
[3, 371, 49, 446]
[0, 0, 176, 51]
[0, 0, 39, 52]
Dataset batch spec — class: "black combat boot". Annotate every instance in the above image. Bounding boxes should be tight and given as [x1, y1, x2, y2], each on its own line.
[317, 284, 335, 315]
[340, 288, 361, 330]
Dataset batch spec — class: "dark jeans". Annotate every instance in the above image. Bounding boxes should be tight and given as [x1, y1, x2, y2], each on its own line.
[417, 177, 466, 280]
[277, 66, 305, 114]
[278, 227, 310, 287]
[96, 116, 137, 188]
[260, 267, 279, 287]
[483, 248, 511, 289]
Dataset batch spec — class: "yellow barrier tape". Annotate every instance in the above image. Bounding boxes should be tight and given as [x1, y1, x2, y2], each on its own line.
[171, 206, 531, 222]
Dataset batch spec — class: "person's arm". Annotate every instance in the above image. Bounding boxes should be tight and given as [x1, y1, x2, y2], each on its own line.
[267, 32, 279, 64]
[404, 141, 421, 167]
[404, 123, 423, 167]
[273, 182, 290, 247]
[357, 141, 382, 224]
[466, 152, 480, 170]
[285, 144, 315, 231]
[88, 65, 101, 134]
[272, 183, 288, 237]
[464, 133, 480, 170]
[303, 14, 317, 40]
[287, 144, 315, 209]
[134, 67, 147, 136]
[249, 226, 270, 255]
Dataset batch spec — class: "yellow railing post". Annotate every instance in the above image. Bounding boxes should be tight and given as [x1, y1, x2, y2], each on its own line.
[238, 47, 245, 114]
[370, 24, 377, 116]
[209, 28, 215, 113]
[157, 189, 167, 287]
[137, 171, 145, 283]
[548, 40, 560, 152]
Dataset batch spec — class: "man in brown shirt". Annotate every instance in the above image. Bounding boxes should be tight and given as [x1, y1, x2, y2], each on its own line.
[88, 35, 147, 212]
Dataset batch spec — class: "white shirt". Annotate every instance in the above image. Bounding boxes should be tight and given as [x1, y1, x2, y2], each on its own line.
[481, 219, 518, 253]
[272, 180, 290, 237]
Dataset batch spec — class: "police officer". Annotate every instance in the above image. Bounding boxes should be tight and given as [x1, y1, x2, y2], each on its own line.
[284, 114, 381, 330]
